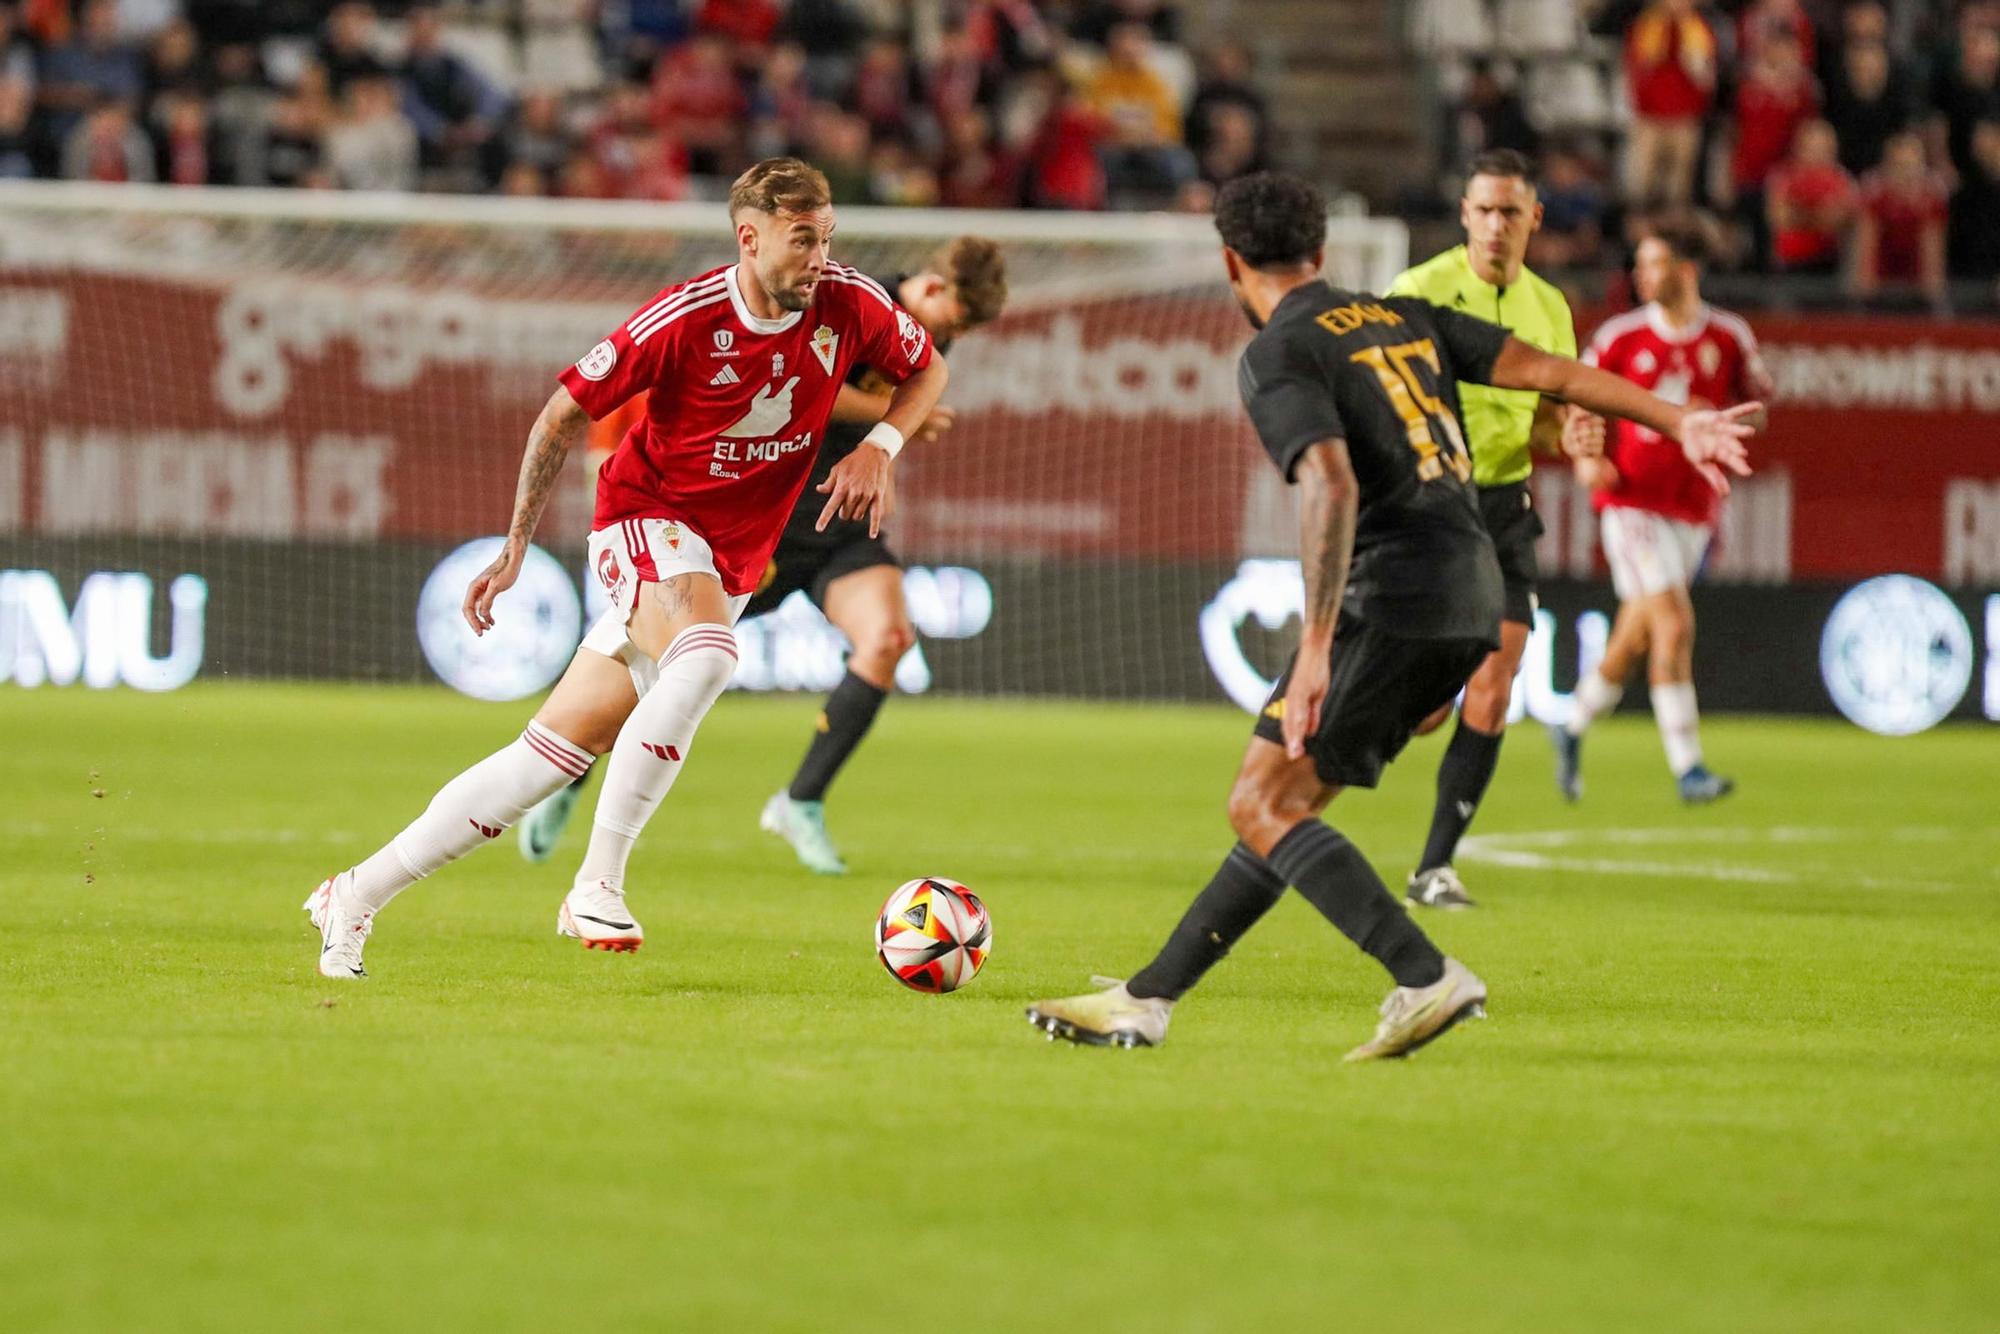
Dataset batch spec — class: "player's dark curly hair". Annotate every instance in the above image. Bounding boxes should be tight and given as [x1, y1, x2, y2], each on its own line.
[1213, 172, 1327, 271]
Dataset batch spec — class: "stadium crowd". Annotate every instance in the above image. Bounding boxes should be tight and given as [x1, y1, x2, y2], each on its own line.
[1422, 0, 2000, 303]
[0, 0, 1269, 212]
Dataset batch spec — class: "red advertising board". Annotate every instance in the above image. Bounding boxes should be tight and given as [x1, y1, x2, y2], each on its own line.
[2, 271, 1996, 583]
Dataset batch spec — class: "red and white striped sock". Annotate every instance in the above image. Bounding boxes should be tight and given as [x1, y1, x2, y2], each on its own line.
[576, 622, 738, 887]
[347, 720, 594, 913]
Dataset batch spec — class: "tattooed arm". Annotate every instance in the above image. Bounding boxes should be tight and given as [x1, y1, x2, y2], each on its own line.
[1280, 439, 1358, 759]
[462, 385, 592, 635]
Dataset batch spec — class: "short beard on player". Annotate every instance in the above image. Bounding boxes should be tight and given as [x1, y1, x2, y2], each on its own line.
[770, 281, 813, 312]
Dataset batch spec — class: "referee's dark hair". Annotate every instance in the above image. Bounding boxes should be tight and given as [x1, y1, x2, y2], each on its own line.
[1214, 172, 1327, 271]
[1466, 148, 1538, 191]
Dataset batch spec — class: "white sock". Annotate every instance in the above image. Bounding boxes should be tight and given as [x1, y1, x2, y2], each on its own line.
[576, 623, 738, 887]
[1568, 671, 1624, 736]
[1651, 681, 1704, 775]
[348, 720, 594, 913]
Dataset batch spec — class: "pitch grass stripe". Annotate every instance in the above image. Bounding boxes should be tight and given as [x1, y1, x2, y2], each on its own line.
[1457, 826, 2000, 893]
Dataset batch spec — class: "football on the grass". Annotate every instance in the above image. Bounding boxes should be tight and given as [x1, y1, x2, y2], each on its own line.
[874, 877, 991, 993]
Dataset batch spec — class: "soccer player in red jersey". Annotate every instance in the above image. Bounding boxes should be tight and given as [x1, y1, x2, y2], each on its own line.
[307, 158, 948, 978]
[1554, 220, 1771, 804]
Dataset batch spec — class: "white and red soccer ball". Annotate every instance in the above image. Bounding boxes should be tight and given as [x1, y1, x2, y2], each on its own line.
[874, 877, 991, 994]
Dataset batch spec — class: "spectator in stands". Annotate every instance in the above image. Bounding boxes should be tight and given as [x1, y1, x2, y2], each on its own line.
[695, 0, 780, 50]
[1194, 98, 1260, 188]
[324, 72, 416, 192]
[867, 134, 940, 206]
[746, 41, 812, 159]
[400, 3, 504, 182]
[1737, 0, 1816, 67]
[317, 2, 385, 98]
[599, 0, 691, 80]
[1623, 0, 1717, 209]
[936, 105, 1017, 208]
[0, 4, 36, 92]
[1443, 58, 1540, 176]
[38, 0, 144, 147]
[497, 159, 544, 197]
[61, 97, 153, 180]
[806, 105, 871, 203]
[142, 19, 206, 112]
[1531, 144, 1608, 268]
[966, 0, 1062, 76]
[1853, 129, 1947, 301]
[204, 39, 269, 185]
[1726, 29, 1820, 218]
[850, 36, 916, 140]
[0, 73, 34, 177]
[1021, 67, 1108, 210]
[1948, 118, 2000, 280]
[153, 90, 218, 185]
[925, 21, 991, 128]
[650, 31, 741, 177]
[1932, 17, 2000, 178]
[1085, 21, 1194, 202]
[1766, 118, 1857, 274]
[258, 58, 330, 188]
[114, 0, 182, 45]
[489, 88, 570, 187]
[1075, 0, 1182, 47]
[1187, 40, 1267, 169]
[1824, 39, 1915, 174]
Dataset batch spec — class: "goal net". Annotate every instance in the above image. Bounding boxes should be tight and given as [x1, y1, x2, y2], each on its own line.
[0, 183, 1405, 705]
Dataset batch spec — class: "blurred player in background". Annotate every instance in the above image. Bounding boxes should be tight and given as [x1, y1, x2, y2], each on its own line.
[307, 158, 947, 978]
[1554, 220, 1772, 803]
[1026, 173, 1756, 1060]
[1385, 149, 1579, 911]
[516, 239, 1008, 876]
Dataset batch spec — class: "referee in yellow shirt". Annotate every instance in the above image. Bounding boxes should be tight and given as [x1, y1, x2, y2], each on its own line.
[1386, 149, 1578, 910]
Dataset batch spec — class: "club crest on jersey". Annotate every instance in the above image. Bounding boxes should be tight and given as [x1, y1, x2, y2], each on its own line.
[772, 352, 786, 377]
[660, 522, 681, 551]
[896, 307, 928, 362]
[576, 339, 617, 381]
[1697, 339, 1721, 377]
[811, 324, 838, 374]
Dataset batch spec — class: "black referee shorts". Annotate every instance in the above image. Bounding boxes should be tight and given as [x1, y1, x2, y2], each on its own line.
[1253, 615, 1490, 790]
[1478, 481, 1544, 626]
[742, 516, 901, 621]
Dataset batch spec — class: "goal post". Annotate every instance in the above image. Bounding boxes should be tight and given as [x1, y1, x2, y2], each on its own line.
[0, 181, 1406, 703]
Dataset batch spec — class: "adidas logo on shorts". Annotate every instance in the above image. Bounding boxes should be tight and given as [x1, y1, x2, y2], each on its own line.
[709, 364, 741, 386]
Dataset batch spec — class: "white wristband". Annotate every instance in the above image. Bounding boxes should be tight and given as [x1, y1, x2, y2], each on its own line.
[862, 421, 905, 460]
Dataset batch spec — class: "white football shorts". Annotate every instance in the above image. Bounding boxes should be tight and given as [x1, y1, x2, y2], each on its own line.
[582, 517, 749, 698]
[1599, 507, 1713, 602]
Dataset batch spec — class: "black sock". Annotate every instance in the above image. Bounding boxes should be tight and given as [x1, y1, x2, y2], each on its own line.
[787, 670, 888, 802]
[1417, 721, 1503, 874]
[1267, 820, 1445, 989]
[1126, 843, 1287, 1001]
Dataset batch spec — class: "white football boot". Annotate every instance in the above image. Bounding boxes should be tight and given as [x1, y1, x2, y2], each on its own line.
[1344, 957, 1487, 1062]
[310, 872, 373, 980]
[1026, 977, 1172, 1048]
[557, 877, 644, 952]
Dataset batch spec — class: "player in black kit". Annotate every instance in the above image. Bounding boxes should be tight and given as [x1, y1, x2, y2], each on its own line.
[751, 240, 1007, 874]
[1028, 174, 1757, 1059]
[513, 238, 1008, 875]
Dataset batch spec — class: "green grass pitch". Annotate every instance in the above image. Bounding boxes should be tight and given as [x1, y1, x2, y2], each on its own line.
[4, 685, 1998, 1332]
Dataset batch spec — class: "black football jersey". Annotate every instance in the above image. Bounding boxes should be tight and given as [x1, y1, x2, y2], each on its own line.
[1237, 280, 1508, 640]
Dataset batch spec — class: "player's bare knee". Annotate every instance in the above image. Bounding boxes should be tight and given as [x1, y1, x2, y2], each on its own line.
[1226, 776, 1310, 850]
[856, 620, 915, 671]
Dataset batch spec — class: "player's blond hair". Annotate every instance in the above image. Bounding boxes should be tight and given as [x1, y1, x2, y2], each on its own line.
[930, 236, 1009, 329]
[728, 157, 833, 220]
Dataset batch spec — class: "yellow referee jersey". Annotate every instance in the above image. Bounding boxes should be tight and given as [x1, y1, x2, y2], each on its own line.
[1385, 245, 1575, 488]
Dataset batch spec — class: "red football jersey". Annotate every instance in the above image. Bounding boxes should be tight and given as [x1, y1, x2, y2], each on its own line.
[1583, 303, 1771, 527]
[558, 261, 933, 594]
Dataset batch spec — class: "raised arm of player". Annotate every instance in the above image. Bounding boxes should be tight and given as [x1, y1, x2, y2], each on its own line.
[1281, 439, 1358, 759]
[816, 352, 948, 538]
[462, 385, 591, 634]
[830, 381, 959, 441]
[1485, 337, 1758, 494]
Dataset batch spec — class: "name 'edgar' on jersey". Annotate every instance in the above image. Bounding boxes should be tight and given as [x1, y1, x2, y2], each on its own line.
[1237, 281, 1511, 643]
[558, 261, 933, 596]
